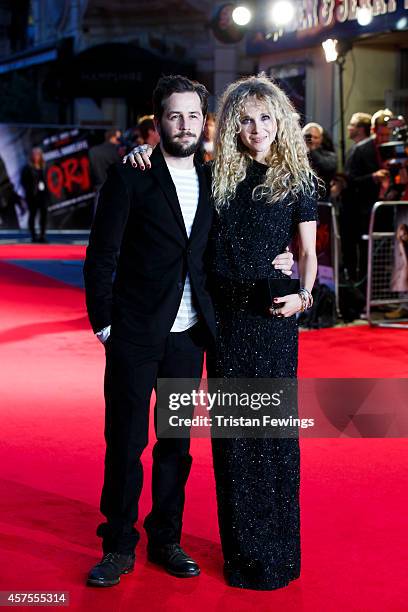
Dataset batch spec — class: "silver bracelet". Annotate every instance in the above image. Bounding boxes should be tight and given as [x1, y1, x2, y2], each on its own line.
[298, 288, 313, 310]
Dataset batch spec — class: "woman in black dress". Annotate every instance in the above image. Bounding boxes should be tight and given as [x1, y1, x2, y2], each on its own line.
[21, 147, 49, 243]
[207, 75, 318, 590]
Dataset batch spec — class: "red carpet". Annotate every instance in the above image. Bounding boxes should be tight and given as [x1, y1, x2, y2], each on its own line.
[0, 244, 86, 260]
[0, 252, 407, 611]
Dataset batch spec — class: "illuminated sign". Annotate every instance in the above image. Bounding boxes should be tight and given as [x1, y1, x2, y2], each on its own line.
[248, 0, 408, 54]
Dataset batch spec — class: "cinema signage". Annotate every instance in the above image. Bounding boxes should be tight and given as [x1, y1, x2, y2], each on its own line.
[247, 0, 408, 54]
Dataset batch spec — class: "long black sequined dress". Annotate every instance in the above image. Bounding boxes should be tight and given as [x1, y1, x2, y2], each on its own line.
[207, 159, 318, 590]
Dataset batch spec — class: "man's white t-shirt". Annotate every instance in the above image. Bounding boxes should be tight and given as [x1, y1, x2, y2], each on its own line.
[166, 162, 200, 332]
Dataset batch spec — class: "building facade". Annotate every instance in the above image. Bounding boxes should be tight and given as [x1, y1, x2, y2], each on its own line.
[247, 0, 408, 166]
[1, 0, 406, 162]
[0, 0, 253, 126]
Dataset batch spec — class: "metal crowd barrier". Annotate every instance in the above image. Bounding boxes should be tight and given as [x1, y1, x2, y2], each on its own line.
[366, 201, 408, 328]
[317, 201, 341, 318]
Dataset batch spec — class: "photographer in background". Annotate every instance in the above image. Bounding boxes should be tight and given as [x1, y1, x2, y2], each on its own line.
[302, 122, 337, 198]
[339, 112, 372, 281]
[347, 109, 392, 204]
[346, 109, 393, 284]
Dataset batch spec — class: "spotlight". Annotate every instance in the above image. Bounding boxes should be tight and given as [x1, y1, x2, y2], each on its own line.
[232, 5, 252, 26]
[356, 7, 373, 26]
[396, 17, 408, 30]
[322, 39, 338, 63]
[270, 1, 295, 27]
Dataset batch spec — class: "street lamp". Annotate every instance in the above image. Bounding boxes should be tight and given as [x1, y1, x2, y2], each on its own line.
[322, 38, 352, 169]
[322, 39, 338, 63]
[232, 6, 252, 26]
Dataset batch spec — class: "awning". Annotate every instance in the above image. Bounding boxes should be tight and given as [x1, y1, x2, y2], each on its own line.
[0, 44, 58, 75]
[60, 42, 194, 99]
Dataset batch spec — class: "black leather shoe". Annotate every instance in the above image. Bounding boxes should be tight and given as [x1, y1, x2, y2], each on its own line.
[147, 543, 200, 577]
[87, 552, 135, 587]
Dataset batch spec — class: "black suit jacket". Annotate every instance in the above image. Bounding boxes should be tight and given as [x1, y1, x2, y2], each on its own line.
[83, 146, 216, 345]
[347, 136, 380, 221]
[89, 141, 120, 190]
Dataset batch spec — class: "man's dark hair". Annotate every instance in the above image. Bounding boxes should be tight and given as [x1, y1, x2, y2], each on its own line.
[138, 116, 156, 140]
[153, 75, 209, 121]
[104, 128, 120, 142]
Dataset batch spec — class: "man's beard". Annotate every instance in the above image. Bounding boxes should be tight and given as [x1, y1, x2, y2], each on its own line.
[160, 128, 202, 158]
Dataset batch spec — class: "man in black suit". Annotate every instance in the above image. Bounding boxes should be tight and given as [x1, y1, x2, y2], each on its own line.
[340, 113, 372, 280]
[346, 109, 392, 282]
[84, 75, 293, 587]
[89, 129, 122, 191]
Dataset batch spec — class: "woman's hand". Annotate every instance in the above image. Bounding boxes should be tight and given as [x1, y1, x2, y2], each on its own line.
[272, 247, 293, 276]
[122, 144, 153, 170]
[268, 293, 302, 318]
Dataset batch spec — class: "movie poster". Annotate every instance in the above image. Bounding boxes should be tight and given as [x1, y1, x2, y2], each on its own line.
[0, 125, 105, 230]
[390, 208, 408, 294]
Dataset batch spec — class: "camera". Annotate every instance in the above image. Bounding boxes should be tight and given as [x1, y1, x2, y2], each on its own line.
[378, 116, 408, 200]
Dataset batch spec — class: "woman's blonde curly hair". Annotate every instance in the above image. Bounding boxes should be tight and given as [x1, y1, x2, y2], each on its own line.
[212, 74, 320, 211]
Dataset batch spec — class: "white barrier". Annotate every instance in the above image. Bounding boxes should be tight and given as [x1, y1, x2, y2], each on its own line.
[366, 201, 408, 328]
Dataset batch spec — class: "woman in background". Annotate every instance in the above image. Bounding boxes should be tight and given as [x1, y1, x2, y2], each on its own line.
[21, 147, 49, 243]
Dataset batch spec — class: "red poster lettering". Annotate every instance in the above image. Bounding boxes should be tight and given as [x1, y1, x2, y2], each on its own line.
[46, 164, 64, 198]
[46, 155, 91, 200]
[60, 156, 90, 192]
[80, 157, 91, 191]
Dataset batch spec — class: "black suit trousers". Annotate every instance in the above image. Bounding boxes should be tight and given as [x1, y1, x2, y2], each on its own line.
[97, 322, 206, 554]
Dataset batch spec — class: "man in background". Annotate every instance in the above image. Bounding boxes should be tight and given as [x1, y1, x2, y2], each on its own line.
[200, 112, 216, 162]
[302, 122, 337, 198]
[138, 115, 161, 147]
[89, 128, 122, 192]
[346, 109, 393, 283]
[346, 113, 372, 153]
[340, 112, 372, 280]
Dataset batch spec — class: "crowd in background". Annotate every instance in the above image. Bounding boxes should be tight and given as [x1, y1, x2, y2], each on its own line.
[88, 107, 407, 294]
[3, 101, 406, 318]
[300, 111, 408, 286]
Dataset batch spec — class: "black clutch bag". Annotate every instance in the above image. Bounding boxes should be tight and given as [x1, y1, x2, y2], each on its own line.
[210, 275, 300, 316]
[248, 278, 300, 315]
